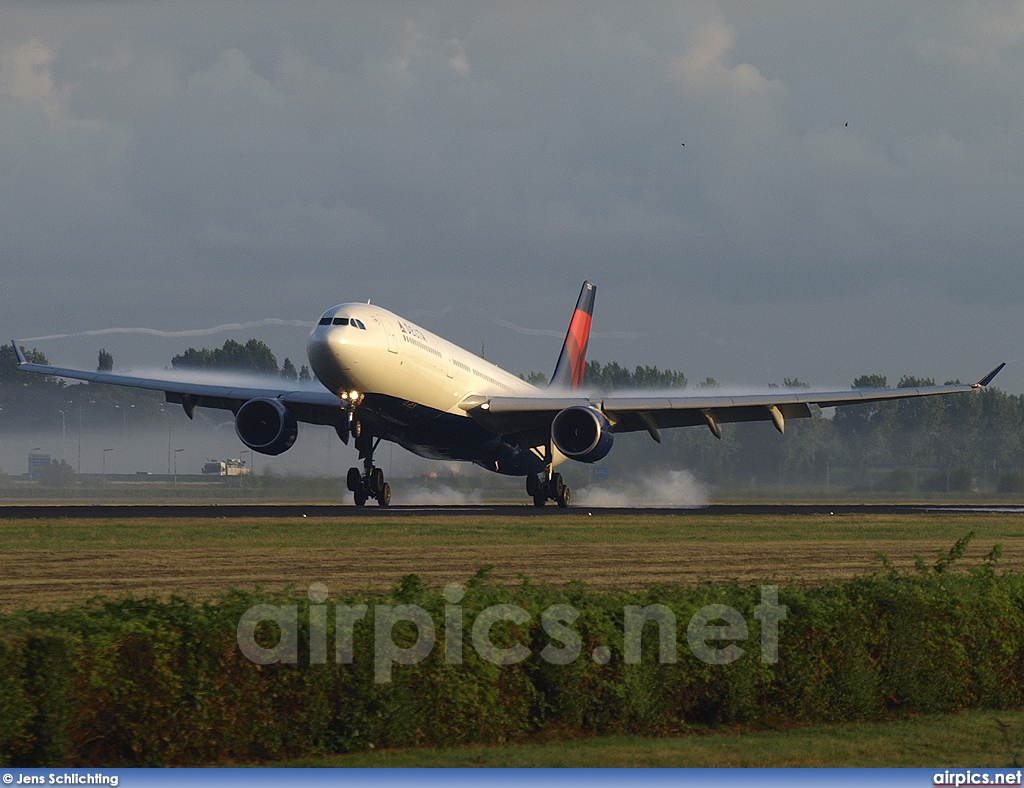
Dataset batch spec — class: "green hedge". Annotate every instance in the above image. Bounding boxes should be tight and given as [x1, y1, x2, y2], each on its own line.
[2, 541, 1024, 766]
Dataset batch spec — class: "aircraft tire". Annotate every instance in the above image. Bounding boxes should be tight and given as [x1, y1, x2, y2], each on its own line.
[551, 473, 564, 496]
[526, 474, 539, 497]
[353, 489, 367, 507]
[557, 486, 570, 509]
[369, 467, 385, 494]
[533, 493, 547, 507]
[346, 467, 361, 492]
[378, 482, 391, 507]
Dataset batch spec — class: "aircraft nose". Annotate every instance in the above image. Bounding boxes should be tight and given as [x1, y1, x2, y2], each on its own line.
[306, 326, 355, 393]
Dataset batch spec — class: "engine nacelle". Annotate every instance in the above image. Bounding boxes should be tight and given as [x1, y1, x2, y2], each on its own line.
[551, 406, 614, 463]
[235, 398, 298, 456]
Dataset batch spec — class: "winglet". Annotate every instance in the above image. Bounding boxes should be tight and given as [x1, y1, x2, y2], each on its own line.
[973, 362, 1006, 388]
[11, 341, 26, 365]
[549, 281, 596, 390]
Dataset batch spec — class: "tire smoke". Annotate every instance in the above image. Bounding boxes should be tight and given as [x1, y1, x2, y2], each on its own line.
[394, 484, 484, 506]
[574, 470, 708, 508]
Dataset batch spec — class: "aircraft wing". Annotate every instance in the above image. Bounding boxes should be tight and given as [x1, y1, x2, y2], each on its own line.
[461, 363, 1006, 440]
[11, 342, 343, 426]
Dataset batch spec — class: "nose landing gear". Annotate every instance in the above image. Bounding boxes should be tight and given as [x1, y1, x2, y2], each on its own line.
[526, 471, 570, 508]
[346, 420, 391, 507]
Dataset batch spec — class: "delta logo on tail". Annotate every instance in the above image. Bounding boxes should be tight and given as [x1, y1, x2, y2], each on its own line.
[549, 281, 596, 390]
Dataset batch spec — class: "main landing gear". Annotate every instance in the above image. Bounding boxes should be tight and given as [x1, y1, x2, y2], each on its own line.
[346, 420, 390, 507]
[527, 471, 570, 508]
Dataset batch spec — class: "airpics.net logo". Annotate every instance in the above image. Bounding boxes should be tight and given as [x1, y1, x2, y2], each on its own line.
[934, 771, 1023, 785]
[235, 582, 787, 683]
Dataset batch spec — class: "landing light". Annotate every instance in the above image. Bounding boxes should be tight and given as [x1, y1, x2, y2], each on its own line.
[481, 402, 490, 410]
[350, 390, 360, 399]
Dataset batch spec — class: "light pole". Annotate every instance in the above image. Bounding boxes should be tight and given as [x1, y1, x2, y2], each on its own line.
[239, 449, 253, 496]
[159, 407, 172, 474]
[174, 448, 185, 488]
[102, 448, 114, 487]
[76, 403, 82, 474]
[114, 404, 133, 430]
[58, 409, 67, 462]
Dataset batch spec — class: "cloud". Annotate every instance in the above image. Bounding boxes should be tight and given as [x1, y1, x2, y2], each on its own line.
[185, 47, 280, 106]
[0, 37, 103, 130]
[914, 5, 1024, 70]
[445, 38, 471, 77]
[670, 20, 785, 100]
[1, 4, 1023, 395]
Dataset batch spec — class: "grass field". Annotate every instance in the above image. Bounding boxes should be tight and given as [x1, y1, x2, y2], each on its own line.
[4, 509, 1024, 767]
[1, 510, 1022, 610]
[281, 709, 1024, 767]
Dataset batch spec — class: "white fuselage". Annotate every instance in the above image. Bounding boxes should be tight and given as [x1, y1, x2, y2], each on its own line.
[306, 303, 539, 414]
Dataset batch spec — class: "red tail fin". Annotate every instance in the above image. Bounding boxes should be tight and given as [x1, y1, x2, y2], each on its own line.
[549, 281, 596, 389]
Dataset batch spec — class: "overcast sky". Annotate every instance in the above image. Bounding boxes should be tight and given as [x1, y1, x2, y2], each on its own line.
[4, 1, 1024, 395]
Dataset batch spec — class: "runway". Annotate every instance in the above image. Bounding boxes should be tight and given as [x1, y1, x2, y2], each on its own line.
[1, 503, 1022, 518]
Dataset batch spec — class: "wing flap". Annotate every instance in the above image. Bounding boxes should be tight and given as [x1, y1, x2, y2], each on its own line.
[610, 402, 814, 433]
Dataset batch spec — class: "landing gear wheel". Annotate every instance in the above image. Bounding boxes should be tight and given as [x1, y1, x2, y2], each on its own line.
[353, 432, 393, 507]
[526, 470, 571, 508]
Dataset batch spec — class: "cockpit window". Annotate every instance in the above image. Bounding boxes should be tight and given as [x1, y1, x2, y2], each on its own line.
[332, 317, 350, 326]
[318, 316, 332, 325]
[352, 318, 366, 329]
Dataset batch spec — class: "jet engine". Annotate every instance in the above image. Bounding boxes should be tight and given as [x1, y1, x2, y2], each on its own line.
[551, 406, 614, 463]
[235, 398, 298, 456]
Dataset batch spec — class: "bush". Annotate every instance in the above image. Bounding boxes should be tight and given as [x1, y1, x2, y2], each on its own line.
[2, 543, 1024, 766]
[37, 460, 75, 489]
[877, 467, 915, 493]
[998, 469, 1024, 494]
[922, 465, 975, 493]
[0, 636, 31, 766]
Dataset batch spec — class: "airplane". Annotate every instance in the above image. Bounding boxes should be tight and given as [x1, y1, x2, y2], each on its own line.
[13, 281, 1005, 508]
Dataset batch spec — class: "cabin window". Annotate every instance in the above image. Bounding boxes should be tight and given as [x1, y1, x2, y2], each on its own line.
[332, 317, 350, 326]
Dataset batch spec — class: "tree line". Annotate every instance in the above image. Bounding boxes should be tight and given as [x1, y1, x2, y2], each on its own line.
[550, 360, 1024, 494]
[3, 344, 1024, 492]
[170, 339, 312, 381]
[0, 340, 312, 433]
